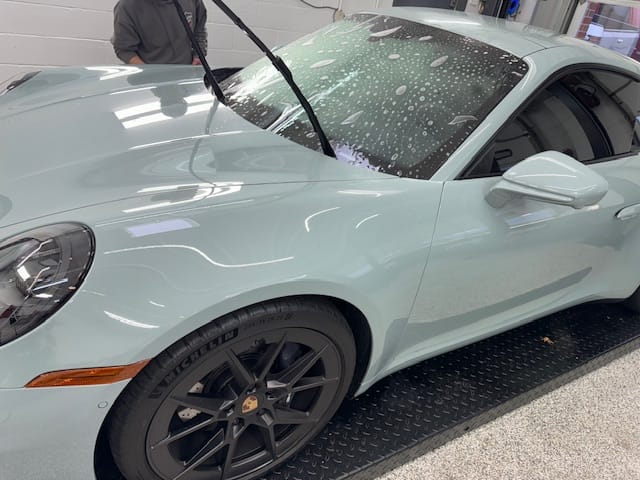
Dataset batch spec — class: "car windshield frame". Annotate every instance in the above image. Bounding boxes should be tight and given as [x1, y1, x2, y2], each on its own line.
[221, 13, 529, 180]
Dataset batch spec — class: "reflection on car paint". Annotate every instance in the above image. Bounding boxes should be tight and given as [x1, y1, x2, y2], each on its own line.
[123, 182, 244, 213]
[104, 244, 295, 269]
[128, 134, 211, 151]
[337, 189, 384, 197]
[355, 214, 380, 229]
[503, 207, 558, 228]
[104, 310, 160, 329]
[304, 207, 341, 232]
[126, 218, 197, 238]
[114, 86, 214, 129]
[85, 66, 143, 81]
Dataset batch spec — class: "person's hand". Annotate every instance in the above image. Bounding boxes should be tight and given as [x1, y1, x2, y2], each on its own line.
[128, 55, 144, 65]
[192, 58, 202, 66]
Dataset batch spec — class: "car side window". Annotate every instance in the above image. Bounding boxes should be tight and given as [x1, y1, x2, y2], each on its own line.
[466, 69, 640, 178]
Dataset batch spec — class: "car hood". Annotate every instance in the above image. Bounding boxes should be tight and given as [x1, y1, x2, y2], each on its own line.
[0, 66, 385, 227]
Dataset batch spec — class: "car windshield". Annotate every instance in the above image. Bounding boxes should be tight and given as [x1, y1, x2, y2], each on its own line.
[221, 14, 529, 179]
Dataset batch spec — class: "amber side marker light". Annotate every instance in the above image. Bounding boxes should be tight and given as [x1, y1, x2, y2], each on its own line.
[25, 359, 150, 388]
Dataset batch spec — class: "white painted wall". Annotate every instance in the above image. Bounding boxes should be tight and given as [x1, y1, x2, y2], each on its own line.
[464, 0, 481, 14]
[0, 0, 392, 80]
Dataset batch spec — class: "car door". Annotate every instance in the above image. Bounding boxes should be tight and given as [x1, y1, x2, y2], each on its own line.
[400, 67, 640, 361]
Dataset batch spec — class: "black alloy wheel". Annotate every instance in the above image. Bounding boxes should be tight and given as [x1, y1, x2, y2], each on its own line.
[108, 299, 356, 480]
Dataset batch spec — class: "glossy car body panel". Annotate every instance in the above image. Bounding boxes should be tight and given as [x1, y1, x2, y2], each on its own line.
[0, 178, 442, 389]
[1, 8, 640, 479]
[398, 154, 640, 376]
[0, 382, 126, 480]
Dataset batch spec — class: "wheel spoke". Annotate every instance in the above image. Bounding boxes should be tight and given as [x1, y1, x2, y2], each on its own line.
[255, 334, 287, 382]
[220, 421, 247, 480]
[273, 405, 318, 425]
[151, 417, 217, 449]
[172, 428, 225, 480]
[276, 345, 327, 386]
[169, 394, 233, 417]
[291, 376, 338, 393]
[257, 411, 278, 459]
[226, 350, 255, 390]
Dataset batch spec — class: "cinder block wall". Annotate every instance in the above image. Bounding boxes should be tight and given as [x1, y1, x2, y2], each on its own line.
[0, 0, 392, 80]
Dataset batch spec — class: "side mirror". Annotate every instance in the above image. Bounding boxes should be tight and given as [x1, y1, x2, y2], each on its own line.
[485, 151, 608, 209]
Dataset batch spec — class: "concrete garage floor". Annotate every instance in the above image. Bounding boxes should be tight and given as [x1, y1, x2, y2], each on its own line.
[378, 349, 640, 480]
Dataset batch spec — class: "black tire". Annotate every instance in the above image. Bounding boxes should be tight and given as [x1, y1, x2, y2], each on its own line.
[108, 298, 356, 480]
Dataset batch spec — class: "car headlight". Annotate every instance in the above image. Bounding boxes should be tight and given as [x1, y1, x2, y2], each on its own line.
[0, 223, 94, 346]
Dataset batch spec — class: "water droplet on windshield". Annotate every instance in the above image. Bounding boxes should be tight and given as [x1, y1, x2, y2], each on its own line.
[419, 36, 433, 41]
[370, 26, 402, 38]
[341, 111, 364, 125]
[388, 53, 401, 60]
[310, 59, 336, 69]
[430, 56, 449, 68]
[395, 85, 407, 96]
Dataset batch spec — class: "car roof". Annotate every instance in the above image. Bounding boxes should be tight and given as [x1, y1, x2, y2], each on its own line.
[370, 7, 631, 60]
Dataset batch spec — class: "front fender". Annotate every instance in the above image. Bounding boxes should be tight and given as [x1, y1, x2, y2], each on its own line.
[0, 178, 442, 389]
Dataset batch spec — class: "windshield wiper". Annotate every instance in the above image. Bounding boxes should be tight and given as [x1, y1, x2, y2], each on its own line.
[172, 0, 226, 104]
[189, 0, 336, 158]
[175, 0, 335, 157]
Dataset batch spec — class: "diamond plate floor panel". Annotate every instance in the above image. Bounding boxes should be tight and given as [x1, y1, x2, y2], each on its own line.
[263, 304, 640, 480]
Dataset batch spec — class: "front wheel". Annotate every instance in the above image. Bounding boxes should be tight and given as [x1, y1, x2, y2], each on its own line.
[108, 299, 355, 480]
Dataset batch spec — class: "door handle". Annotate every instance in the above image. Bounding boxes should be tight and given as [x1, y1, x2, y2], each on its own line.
[616, 204, 640, 220]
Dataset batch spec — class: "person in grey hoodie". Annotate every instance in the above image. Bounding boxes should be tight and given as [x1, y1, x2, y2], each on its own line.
[112, 0, 208, 65]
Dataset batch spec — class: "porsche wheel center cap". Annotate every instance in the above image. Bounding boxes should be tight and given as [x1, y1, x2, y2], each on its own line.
[241, 394, 259, 414]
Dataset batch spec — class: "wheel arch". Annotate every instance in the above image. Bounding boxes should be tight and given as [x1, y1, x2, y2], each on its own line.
[94, 293, 374, 480]
[302, 294, 373, 397]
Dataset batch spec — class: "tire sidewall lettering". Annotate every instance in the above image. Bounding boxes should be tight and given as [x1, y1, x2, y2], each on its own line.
[149, 328, 238, 399]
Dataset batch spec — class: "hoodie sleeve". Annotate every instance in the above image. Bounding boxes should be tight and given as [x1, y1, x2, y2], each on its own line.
[112, 1, 142, 63]
[194, 0, 208, 56]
